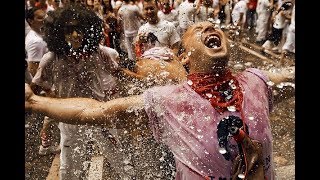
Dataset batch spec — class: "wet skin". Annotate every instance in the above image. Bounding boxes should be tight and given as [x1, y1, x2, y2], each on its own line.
[181, 21, 230, 74]
[64, 21, 84, 50]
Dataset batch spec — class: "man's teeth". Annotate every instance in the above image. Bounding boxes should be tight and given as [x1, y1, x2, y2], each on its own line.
[209, 43, 219, 49]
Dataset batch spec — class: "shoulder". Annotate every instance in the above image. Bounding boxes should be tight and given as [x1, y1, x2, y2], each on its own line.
[25, 31, 44, 44]
[159, 20, 176, 28]
[239, 68, 270, 85]
[143, 83, 189, 103]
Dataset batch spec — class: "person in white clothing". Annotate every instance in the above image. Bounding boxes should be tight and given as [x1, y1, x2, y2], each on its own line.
[25, 7, 48, 76]
[177, 0, 198, 36]
[195, 0, 216, 23]
[30, 4, 134, 179]
[25, 6, 61, 157]
[118, 0, 144, 61]
[255, 0, 273, 43]
[280, 3, 294, 61]
[157, 0, 179, 28]
[231, 0, 248, 29]
[135, 0, 181, 56]
[262, 1, 292, 52]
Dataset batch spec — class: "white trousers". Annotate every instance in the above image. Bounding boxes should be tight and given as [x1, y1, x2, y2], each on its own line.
[58, 123, 134, 180]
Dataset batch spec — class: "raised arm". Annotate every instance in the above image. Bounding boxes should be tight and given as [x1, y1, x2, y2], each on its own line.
[25, 83, 148, 129]
[261, 66, 295, 84]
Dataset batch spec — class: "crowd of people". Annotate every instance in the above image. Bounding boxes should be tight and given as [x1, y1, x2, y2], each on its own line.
[25, 0, 295, 179]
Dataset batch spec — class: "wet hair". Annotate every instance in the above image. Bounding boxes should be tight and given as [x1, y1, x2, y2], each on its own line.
[43, 4, 104, 56]
[25, 7, 42, 25]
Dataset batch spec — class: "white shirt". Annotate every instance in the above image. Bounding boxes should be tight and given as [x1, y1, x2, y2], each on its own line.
[178, 1, 197, 29]
[118, 3, 142, 37]
[138, 19, 181, 48]
[157, 9, 179, 27]
[231, 0, 248, 25]
[32, 45, 120, 100]
[25, 30, 48, 62]
[25, 20, 31, 37]
[273, 9, 289, 29]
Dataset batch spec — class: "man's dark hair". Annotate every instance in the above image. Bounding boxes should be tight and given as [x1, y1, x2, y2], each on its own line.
[25, 7, 42, 25]
[43, 4, 104, 56]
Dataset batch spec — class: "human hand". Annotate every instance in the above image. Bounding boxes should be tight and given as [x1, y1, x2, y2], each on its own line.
[280, 66, 295, 81]
[231, 134, 265, 180]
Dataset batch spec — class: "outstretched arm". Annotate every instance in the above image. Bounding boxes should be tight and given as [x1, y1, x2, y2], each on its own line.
[25, 83, 148, 129]
[262, 66, 295, 85]
[261, 66, 295, 104]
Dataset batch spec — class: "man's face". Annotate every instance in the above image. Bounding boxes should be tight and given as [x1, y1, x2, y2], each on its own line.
[182, 22, 229, 69]
[143, 1, 158, 22]
[64, 21, 84, 50]
[87, 0, 94, 6]
[30, 9, 46, 34]
[161, 0, 170, 10]
[103, 0, 109, 4]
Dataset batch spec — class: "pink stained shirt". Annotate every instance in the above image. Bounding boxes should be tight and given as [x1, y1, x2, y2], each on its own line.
[143, 68, 275, 180]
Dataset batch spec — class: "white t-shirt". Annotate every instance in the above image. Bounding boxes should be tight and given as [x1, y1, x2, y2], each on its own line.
[231, 0, 248, 25]
[256, 0, 270, 14]
[25, 30, 48, 62]
[138, 19, 181, 48]
[25, 20, 31, 37]
[157, 9, 179, 27]
[273, 9, 289, 29]
[118, 3, 142, 37]
[32, 45, 120, 100]
[178, 1, 197, 29]
[195, 6, 215, 23]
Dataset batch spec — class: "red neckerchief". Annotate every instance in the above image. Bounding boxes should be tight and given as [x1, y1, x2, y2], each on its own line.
[187, 70, 243, 114]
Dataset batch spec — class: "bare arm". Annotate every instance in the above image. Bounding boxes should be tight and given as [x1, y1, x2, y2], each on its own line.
[261, 66, 295, 84]
[25, 83, 148, 129]
[261, 67, 295, 104]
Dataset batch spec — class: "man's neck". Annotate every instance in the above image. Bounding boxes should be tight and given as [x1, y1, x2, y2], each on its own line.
[148, 17, 159, 25]
[31, 28, 43, 36]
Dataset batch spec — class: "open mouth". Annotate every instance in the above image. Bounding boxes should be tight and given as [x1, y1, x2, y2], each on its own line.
[204, 34, 221, 49]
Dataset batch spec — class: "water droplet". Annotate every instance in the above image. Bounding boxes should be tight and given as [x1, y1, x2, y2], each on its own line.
[197, 135, 203, 139]
[206, 93, 213, 98]
[267, 81, 275, 86]
[187, 80, 193, 85]
[226, 95, 232, 100]
[238, 174, 245, 179]
[227, 106, 236, 112]
[230, 84, 237, 89]
[219, 147, 227, 154]
[248, 116, 254, 120]
[159, 157, 164, 161]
